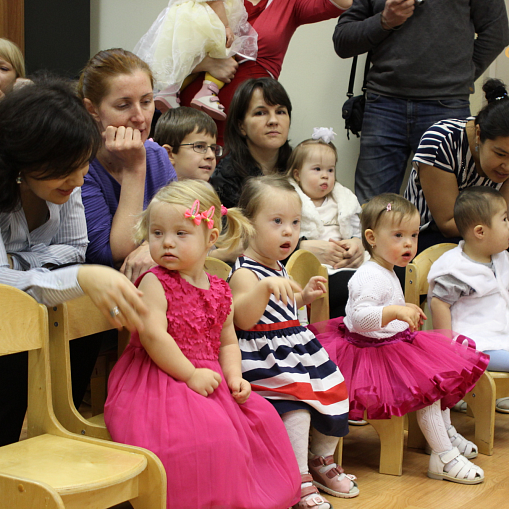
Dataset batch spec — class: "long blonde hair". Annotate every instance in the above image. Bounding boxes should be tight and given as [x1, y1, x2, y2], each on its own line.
[136, 179, 254, 252]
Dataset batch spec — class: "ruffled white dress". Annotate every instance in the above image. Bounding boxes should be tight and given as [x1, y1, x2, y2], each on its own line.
[135, 0, 258, 91]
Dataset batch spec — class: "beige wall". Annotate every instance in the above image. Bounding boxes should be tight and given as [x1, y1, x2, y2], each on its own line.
[90, 1, 509, 193]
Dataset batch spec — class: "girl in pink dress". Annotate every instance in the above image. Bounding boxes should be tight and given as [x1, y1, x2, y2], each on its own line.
[104, 179, 300, 508]
[310, 194, 489, 485]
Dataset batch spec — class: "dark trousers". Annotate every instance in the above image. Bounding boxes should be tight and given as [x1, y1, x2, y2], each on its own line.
[0, 332, 103, 446]
[328, 269, 356, 319]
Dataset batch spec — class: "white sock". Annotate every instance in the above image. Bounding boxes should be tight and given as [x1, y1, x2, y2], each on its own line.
[282, 409, 311, 475]
[442, 407, 452, 429]
[417, 401, 458, 473]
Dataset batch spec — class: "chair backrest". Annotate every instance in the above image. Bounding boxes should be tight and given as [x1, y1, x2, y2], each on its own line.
[405, 243, 457, 307]
[286, 249, 329, 323]
[0, 284, 63, 438]
[48, 296, 116, 440]
[204, 256, 232, 281]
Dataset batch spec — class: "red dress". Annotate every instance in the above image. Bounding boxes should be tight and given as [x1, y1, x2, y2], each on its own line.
[105, 267, 300, 509]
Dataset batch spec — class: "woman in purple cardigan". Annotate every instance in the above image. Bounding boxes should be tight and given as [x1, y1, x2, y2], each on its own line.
[79, 48, 177, 282]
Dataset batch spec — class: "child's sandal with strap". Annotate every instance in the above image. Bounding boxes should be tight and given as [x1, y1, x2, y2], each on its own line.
[427, 447, 484, 484]
[447, 425, 478, 459]
[292, 474, 331, 509]
[309, 455, 359, 499]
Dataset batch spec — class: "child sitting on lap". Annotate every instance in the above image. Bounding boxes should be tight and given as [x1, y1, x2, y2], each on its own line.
[429, 186, 509, 413]
[154, 106, 221, 181]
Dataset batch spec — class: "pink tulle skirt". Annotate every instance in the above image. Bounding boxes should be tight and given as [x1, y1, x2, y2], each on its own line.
[309, 318, 489, 421]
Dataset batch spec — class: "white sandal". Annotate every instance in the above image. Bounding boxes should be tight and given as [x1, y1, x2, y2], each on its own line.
[428, 447, 484, 484]
[447, 425, 478, 459]
[496, 397, 509, 413]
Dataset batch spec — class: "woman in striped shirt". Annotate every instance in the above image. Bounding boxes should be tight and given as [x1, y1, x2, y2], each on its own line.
[0, 78, 146, 447]
[405, 79, 509, 252]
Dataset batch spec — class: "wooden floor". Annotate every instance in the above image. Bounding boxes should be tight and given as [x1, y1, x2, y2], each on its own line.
[325, 410, 509, 509]
[62, 408, 508, 509]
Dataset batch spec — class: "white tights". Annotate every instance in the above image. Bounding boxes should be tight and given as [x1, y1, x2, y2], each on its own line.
[416, 401, 452, 453]
[281, 409, 339, 475]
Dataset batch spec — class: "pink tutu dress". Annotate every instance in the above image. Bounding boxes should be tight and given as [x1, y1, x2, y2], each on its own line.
[309, 261, 488, 421]
[104, 266, 300, 509]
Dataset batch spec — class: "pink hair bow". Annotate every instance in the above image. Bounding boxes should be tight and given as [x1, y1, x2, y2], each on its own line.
[221, 205, 228, 217]
[201, 206, 215, 229]
[386, 203, 392, 212]
[184, 200, 202, 225]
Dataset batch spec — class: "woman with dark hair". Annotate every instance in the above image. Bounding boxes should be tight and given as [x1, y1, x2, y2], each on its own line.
[78, 48, 177, 282]
[405, 78, 509, 253]
[210, 77, 292, 208]
[0, 79, 147, 446]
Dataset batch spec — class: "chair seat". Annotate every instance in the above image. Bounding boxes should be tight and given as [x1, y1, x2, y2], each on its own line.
[0, 434, 146, 496]
[88, 413, 106, 427]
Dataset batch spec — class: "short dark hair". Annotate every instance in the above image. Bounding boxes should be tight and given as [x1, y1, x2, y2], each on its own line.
[225, 78, 292, 178]
[0, 77, 101, 212]
[153, 107, 217, 152]
[454, 186, 506, 237]
[475, 79, 509, 142]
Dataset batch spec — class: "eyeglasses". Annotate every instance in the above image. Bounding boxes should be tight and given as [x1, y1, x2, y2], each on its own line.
[178, 142, 223, 157]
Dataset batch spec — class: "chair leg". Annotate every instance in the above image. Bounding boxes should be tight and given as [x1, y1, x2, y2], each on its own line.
[130, 452, 167, 509]
[367, 415, 405, 476]
[406, 411, 426, 450]
[333, 436, 343, 466]
[463, 372, 496, 456]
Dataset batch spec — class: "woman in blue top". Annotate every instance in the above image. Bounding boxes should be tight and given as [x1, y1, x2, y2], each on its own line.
[79, 48, 177, 282]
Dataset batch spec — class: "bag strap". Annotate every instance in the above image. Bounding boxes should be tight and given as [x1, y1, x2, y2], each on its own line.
[347, 51, 371, 98]
[347, 56, 358, 98]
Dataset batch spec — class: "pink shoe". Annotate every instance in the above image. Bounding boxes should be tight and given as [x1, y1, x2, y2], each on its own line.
[292, 474, 331, 509]
[154, 90, 180, 113]
[309, 455, 359, 499]
[190, 80, 227, 121]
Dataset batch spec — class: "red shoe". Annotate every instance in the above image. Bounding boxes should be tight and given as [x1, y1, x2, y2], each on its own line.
[190, 80, 227, 121]
[309, 455, 359, 499]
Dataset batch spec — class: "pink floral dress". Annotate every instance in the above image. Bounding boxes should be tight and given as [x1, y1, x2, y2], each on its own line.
[105, 266, 300, 509]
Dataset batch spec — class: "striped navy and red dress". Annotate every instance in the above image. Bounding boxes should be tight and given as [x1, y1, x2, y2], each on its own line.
[231, 256, 350, 437]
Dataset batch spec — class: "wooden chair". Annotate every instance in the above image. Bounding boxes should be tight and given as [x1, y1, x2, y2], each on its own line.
[286, 249, 330, 323]
[0, 284, 166, 508]
[405, 243, 504, 456]
[204, 256, 232, 280]
[48, 296, 130, 441]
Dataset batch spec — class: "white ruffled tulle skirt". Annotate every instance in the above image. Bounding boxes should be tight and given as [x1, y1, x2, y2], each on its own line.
[134, 0, 258, 91]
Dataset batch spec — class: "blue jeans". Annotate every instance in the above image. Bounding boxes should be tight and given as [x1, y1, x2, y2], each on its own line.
[485, 350, 509, 372]
[355, 94, 471, 203]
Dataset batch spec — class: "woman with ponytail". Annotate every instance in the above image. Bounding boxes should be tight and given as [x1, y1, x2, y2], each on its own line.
[405, 78, 509, 252]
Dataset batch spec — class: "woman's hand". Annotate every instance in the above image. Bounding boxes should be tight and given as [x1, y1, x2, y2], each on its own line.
[300, 239, 347, 267]
[186, 368, 222, 396]
[229, 376, 251, 404]
[77, 265, 148, 332]
[193, 56, 238, 84]
[301, 276, 327, 306]
[103, 125, 146, 171]
[120, 243, 157, 282]
[225, 27, 235, 49]
[332, 238, 365, 269]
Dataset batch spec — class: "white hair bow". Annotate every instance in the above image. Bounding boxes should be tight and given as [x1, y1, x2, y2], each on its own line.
[312, 127, 336, 144]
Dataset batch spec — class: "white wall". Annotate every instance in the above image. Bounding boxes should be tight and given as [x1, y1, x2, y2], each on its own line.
[90, 1, 509, 193]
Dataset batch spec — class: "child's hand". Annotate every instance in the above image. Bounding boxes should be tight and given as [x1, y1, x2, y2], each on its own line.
[393, 304, 427, 332]
[301, 276, 327, 306]
[262, 277, 302, 307]
[229, 377, 251, 404]
[186, 368, 222, 397]
[225, 27, 235, 48]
